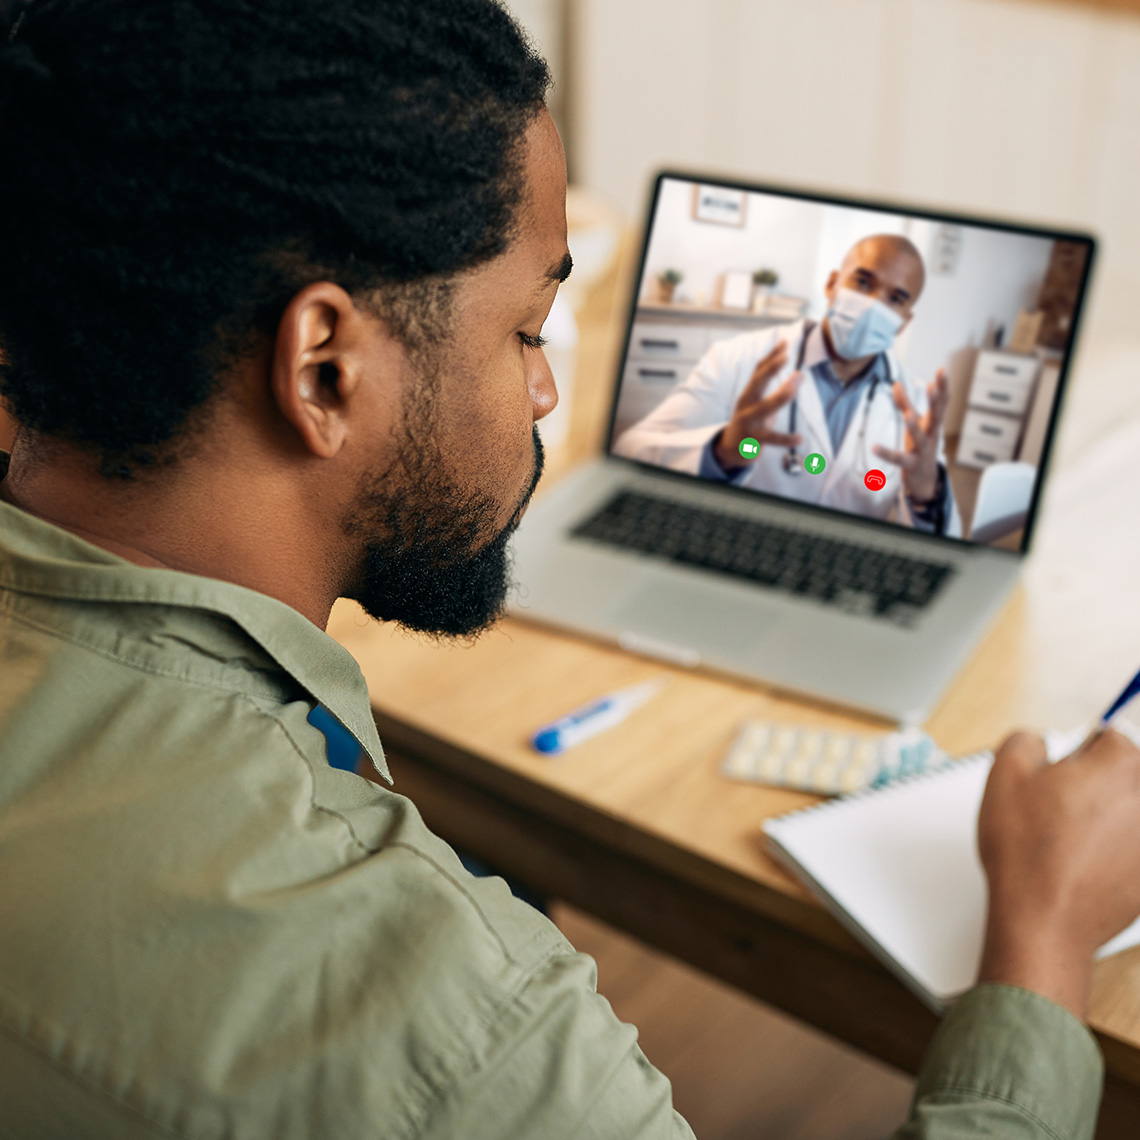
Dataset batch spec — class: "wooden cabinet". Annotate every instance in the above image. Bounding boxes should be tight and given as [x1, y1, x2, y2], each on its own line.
[1016, 359, 1063, 471]
[959, 408, 1021, 464]
[955, 350, 1041, 471]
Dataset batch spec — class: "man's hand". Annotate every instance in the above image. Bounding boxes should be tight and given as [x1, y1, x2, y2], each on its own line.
[977, 729, 1140, 1020]
[711, 341, 803, 471]
[872, 369, 949, 503]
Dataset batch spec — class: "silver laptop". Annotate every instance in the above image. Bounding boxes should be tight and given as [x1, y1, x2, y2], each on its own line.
[510, 172, 1095, 723]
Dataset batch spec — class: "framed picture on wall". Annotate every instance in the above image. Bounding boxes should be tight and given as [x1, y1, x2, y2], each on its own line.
[692, 184, 747, 227]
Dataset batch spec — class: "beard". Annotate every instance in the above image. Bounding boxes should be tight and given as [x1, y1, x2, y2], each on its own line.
[343, 395, 545, 637]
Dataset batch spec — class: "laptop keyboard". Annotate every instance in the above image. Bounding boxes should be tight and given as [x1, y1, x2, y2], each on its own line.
[570, 490, 956, 628]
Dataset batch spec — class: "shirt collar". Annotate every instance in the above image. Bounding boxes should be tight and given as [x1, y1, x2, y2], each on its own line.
[802, 321, 890, 388]
[802, 321, 832, 370]
[0, 451, 391, 784]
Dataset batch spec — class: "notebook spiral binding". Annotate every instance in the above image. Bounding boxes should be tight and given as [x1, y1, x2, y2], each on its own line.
[763, 718, 1140, 833]
[762, 750, 995, 833]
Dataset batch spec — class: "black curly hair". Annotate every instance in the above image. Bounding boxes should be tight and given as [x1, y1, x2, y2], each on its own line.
[0, 0, 550, 476]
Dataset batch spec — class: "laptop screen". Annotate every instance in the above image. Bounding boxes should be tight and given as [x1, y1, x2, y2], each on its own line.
[607, 173, 1094, 550]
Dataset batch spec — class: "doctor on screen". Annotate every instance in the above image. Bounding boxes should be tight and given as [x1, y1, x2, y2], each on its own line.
[613, 234, 962, 537]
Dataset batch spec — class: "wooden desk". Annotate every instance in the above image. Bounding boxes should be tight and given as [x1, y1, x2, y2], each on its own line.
[330, 251, 1140, 1137]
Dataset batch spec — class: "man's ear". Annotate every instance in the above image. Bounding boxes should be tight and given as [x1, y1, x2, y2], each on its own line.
[270, 282, 367, 461]
[824, 270, 838, 304]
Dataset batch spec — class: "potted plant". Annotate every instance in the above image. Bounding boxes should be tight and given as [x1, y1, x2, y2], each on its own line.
[752, 268, 779, 313]
[656, 268, 683, 303]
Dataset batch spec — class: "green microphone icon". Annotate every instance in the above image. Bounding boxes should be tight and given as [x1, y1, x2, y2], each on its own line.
[804, 452, 826, 475]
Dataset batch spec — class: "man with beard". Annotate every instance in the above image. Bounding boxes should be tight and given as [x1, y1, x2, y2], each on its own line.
[2, 2, 1140, 1138]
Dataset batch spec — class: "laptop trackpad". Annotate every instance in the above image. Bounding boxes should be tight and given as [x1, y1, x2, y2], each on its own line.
[611, 578, 778, 657]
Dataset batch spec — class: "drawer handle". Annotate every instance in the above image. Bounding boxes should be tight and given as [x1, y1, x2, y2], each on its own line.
[973, 450, 996, 463]
[637, 368, 679, 381]
[980, 424, 1002, 436]
[994, 365, 1019, 375]
[987, 390, 1011, 402]
[639, 339, 681, 350]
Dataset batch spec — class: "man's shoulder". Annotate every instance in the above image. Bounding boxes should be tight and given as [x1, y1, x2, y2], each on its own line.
[0, 779, 581, 1137]
[0, 606, 577, 1136]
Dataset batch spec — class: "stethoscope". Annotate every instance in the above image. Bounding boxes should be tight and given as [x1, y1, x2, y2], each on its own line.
[781, 321, 901, 477]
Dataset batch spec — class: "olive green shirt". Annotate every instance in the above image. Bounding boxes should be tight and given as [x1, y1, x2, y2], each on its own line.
[0, 452, 1104, 1138]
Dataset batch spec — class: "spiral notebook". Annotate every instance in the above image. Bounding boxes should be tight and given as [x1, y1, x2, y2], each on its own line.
[763, 733, 1140, 1011]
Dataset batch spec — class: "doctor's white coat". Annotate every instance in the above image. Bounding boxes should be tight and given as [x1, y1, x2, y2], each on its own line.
[612, 319, 962, 537]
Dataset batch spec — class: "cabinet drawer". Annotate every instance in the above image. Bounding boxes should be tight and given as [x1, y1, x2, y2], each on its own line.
[622, 361, 689, 390]
[969, 374, 1033, 416]
[613, 376, 682, 439]
[956, 434, 1017, 470]
[960, 408, 1021, 450]
[974, 351, 1038, 387]
[615, 362, 690, 436]
[627, 322, 708, 363]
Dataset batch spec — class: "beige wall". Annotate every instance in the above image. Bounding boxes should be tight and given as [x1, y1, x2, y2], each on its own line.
[571, 0, 1140, 298]
[507, 0, 571, 146]
[567, 0, 1140, 462]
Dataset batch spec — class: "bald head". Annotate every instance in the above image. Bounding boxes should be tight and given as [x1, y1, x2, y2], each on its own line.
[831, 234, 926, 316]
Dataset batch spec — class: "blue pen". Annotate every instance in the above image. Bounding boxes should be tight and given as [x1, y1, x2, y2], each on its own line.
[1074, 665, 1140, 757]
[531, 678, 666, 755]
[1099, 667, 1140, 726]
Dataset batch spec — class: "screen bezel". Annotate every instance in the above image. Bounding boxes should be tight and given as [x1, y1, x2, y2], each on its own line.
[602, 169, 1098, 557]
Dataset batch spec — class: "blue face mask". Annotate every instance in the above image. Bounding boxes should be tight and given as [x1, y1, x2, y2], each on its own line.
[825, 287, 905, 360]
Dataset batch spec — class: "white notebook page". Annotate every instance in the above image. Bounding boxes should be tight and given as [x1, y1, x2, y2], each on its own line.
[764, 745, 1140, 1009]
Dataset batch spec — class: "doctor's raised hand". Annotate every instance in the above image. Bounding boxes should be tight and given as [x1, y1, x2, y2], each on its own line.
[711, 340, 804, 471]
[873, 368, 950, 503]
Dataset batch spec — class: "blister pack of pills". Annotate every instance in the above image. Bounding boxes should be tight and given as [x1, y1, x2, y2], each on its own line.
[721, 721, 946, 795]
